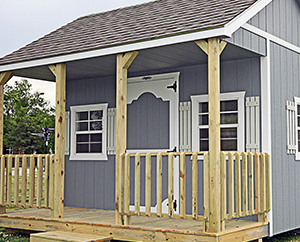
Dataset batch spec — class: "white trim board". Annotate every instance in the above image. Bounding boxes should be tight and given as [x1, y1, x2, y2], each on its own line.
[242, 23, 300, 54]
[225, 0, 272, 35]
[0, 28, 229, 73]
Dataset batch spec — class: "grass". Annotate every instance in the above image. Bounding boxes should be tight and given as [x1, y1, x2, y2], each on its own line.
[264, 231, 300, 242]
[0, 228, 29, 242]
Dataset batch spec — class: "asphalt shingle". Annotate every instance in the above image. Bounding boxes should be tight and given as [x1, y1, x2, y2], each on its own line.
[0, 0, 257, 65]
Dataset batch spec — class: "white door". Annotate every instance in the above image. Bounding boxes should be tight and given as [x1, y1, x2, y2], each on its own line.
[127, 72, 180, 214]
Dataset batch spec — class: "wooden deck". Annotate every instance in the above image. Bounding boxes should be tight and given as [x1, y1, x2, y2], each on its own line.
[0, 207, 268, 241]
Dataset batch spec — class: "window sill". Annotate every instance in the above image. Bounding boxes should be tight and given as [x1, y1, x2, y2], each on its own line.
[69, 153, 108, 161]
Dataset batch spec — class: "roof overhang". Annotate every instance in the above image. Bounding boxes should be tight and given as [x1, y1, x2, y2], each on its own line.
[0, 0, 272, 74]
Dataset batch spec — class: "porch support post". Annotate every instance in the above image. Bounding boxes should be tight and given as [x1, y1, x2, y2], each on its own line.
[195, 38, 226, 233]
[49, 64, 66, 219]
[0, 72, 13, 155]
[115, 51, 138, 225]
[0, 72, 13, 215]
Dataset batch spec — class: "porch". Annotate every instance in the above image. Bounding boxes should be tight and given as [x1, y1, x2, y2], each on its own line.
[0, 207, 268, 242]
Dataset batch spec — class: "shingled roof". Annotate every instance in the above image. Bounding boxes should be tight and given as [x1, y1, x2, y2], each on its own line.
[0, 0, 258, 66]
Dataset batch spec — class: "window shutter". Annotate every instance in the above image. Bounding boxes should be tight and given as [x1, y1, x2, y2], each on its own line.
[246, 97, 260, 152]
[65, 111, 70, 155]
[286, 100, 296, 154]
[179, 102, 191, 152]
[107, 108, 116, 155]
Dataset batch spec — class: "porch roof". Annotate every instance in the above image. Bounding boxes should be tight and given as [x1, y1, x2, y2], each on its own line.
[0, 0, 258, 67]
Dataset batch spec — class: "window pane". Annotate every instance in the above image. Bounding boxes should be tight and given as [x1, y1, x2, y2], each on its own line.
[77, 134, 89, 142]
[199, 114, 208, 125]
[76, 112, 88, 121]
[200, 129, 209, 139]
[199, 102, 208, 113]
[91, 134, 102, 142]
[200, 140, 209, 151]
[77, 144, 89, 153]
[91, 110, 103, 120]
[76, 122, 88, 131]
[221, 128, 237, 138]
[220, 100, 237, 112]
[90, 121, 102, 130]
[298, 117, 300, 127]
[221, 113, 238, 124]
[91, 143, 102, 153]
[221, 139, 237, 151]
[298, 105, 300, 115]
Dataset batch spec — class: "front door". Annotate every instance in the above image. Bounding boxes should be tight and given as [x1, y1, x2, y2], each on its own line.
[127, 72, 179, 214]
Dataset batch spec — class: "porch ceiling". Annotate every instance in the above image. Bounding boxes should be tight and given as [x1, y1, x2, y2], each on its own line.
[11, 41, 261, 82]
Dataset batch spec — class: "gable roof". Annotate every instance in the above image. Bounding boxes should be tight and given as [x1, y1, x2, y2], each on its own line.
[0, 0, 261, 68]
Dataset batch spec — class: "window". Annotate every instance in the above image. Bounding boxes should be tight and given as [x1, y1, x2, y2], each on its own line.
[191, 92, 245, 152]
[70, 103, 108, 160]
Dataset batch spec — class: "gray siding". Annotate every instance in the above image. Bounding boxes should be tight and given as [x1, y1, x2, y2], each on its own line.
[64, 57, 261, 210]
[270, 42, 300, 234]
[248, 0, 300, 47]
[225, 28, 267, 56]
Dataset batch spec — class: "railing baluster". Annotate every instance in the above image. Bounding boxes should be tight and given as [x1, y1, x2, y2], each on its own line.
[180, 152, 186, 219]
[221, 152, 227, 228]
[156, 153, 162, 217]
[135, 153, 141, 215]
[228, 152, 234, 219]
[255, 153, 261, 214]
[7, 155, 12, 205]
[44, 155, 50, 208]
[36, 155, 43, 208]
[0, 156, 5, 205]
[168, 153, 174, 218]
[203, 152, 209, 230]
[266, 153, 271, 213]
[14, 155, 20, 206]
[21, 155, 28, 206]
[29, 155, 35, 207]
[248, 153, 254, 215]
[49, 155, 55, 212]
[242, 152, 248, 216]
[124, 153, 130, 216]
[235, 152, 241, 217]
[260, 153, 266, 213]
[192, 152, 198, 219]
[119, 153, 125, 215]
[145, 153, 151, 216]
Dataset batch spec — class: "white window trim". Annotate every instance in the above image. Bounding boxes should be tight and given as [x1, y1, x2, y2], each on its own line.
[294, 97, 300, 160]
[191, 91, 245, 152]
[70, 103, 108, 161]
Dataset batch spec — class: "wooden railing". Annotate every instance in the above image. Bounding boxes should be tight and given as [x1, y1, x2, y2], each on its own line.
[0, 154, 55, 209]
[220, 152, 271, 222]
[117, 151, 271, 231]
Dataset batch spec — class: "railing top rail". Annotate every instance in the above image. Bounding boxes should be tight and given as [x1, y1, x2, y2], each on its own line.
[0, 154, 54, 158]
[121, 151, 208, 157]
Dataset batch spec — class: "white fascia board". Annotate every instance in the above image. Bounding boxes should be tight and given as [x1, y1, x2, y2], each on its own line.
[243, 23, 300, 54]
[0, 27, 229, 73]
[225, 0, 272, 35]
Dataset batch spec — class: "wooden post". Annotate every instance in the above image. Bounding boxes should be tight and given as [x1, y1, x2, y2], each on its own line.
[0, 71, 13, 214]
[49, 64, 66, 219]
[115, 51, 138, 225]
[195, 39, 226, 233]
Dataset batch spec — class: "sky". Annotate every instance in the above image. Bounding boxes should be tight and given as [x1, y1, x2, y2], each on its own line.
[0, 0, 151, 105]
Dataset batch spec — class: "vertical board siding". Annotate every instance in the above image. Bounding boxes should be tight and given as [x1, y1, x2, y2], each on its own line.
[65, 58, 261, 210]
[270, 42, 300, 234]
[226, 28, 267, 56]
[248, 0, 300, 48]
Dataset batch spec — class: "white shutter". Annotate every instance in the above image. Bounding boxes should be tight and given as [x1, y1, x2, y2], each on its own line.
[286, 100, 296, 154]
[179, 102, 191, 152]
[107, 108, 116, 155]
[65, 111, 70, 155]
[246, 97, 260, 152]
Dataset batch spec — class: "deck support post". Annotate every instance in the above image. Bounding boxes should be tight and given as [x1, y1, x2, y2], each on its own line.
[195, 38, 226, 233]
[115, 51, 138, 225]
[0, 72, 13, 214]
[49, 64, 66, 219]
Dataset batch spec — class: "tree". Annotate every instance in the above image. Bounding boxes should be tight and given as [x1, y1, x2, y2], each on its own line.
[3, 79, 55, 154]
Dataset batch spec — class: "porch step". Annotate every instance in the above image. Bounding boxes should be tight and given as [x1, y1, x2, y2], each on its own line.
[30, 231, 113, 242]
